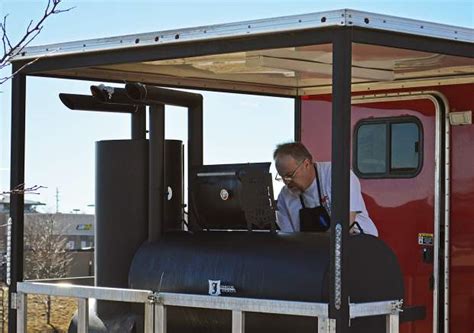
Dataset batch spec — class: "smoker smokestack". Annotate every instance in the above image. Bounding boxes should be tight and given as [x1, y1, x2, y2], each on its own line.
[125, 83, 203, 107]
[59, 93, 137, 113]
[90, 84, 136, 105]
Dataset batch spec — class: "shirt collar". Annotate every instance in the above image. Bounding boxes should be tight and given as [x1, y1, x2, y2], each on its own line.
[302, 177, 318, 198]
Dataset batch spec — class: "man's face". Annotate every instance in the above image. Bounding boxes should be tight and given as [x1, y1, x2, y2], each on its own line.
[275, 154, 313, 194]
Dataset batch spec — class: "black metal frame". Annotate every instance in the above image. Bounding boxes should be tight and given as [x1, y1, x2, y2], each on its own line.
[294, 97, 302, 142]
[353, 116, 424, 179]
[8, 25, 474, 332]
[9, 68, 26, 333]
[330, 29, 352, 330]
[148, 104, 165, 241]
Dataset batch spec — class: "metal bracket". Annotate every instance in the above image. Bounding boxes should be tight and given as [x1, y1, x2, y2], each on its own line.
[391, 300, 404, 314]
[96, 84, 115, 100]
[10, 292, 17, 309]
[148, 292, 161, 304]
[318, 318, 336, 333]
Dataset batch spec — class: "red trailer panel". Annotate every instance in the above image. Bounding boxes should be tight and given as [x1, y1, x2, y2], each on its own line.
[301, 83, 474, 333]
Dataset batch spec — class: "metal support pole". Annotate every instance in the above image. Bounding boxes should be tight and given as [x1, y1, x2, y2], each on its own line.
[187, 98, 203, 228]
[232, 310, 245, 333]
[330, 28, 352, 333]
[318, 318, 336, 333]
[294, 97, 302, 142]
[155, 304, 167, 333]
[144, 302, 155, 333]
[9, 69, 26, 333]
[188, 98, 203, 167]
[124, 83, 203, 230]
[16, 292, 26, 333]
[132, 105, 146, 140]
[149, 104, 165, 241]
[386, 313, 400, 333]
[77, 298, 89, 333]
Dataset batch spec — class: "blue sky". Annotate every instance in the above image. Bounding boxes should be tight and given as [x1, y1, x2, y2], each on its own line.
[1, 0, 473, 213]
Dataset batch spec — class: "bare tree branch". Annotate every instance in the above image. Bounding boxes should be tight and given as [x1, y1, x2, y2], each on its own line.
[0, 0, 73, 83]
[24, 214, 73, 280]
[1, 183, 47, 195]
[1, 15, 13, 53]
[0, 52, 43, 85]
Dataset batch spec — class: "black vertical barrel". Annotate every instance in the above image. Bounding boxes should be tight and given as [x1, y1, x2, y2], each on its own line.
[95, 140, 148, 318]
[164, 140, 184, 231]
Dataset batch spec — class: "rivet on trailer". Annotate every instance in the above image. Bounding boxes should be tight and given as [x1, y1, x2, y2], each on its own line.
[8, 8, 474, 333]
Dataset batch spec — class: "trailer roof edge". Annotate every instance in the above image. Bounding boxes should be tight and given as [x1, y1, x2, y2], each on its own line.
[11, 8, 473, 63]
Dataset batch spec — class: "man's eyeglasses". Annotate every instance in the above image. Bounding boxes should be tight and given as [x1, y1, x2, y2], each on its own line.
[275, 159, 306, 182]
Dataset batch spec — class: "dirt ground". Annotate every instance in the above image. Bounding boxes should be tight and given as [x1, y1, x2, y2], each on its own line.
[1, 287, 77, 333]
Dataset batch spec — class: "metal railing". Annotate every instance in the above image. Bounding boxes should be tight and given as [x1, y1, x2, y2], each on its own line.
[16, 282, 155, 333]
[16, 282, 402, 333]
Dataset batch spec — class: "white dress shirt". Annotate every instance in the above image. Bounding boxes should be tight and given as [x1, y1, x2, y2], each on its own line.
[276, 162, 378, 236]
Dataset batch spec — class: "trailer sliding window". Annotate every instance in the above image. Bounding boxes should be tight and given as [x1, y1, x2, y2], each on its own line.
[354, 116, 423, 178]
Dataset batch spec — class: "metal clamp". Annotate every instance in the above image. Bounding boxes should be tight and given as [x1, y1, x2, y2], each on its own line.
[391, 300, 404, 314]
[147, 292, 160, 304]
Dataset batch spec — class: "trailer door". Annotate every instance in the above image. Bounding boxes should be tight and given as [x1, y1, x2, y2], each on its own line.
[301, 94, 444, 333]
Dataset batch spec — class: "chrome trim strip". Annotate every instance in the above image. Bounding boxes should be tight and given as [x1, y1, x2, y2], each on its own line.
[196, 172, 236, 177]
[14, 10, 345, 61]
[434, 92, 451, 333]
[347, 9, 473, 42]
[14, 9, 472, 61]
[352, 91, 450, 333]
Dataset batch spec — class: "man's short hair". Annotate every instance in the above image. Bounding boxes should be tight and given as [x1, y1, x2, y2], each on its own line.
[273, 142, 313, 162]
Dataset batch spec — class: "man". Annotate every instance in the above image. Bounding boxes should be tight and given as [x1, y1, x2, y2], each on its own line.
[274, 142, 378, 236]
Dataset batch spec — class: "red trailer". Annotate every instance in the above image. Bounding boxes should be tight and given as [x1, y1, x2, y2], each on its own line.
[301, 83, 474, 333]
[8, 9, 474, 333]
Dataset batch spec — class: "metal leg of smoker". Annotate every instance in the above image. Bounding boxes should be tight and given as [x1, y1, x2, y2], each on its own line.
[16, 292, 27, 333]
[318, 317, 336, 333]
[155, 304, 167, 333]
[144, 302, 155, 333]
[232, 310, 245, 333]
[386, 313, 399, 333]
[77, 298, 89, 333]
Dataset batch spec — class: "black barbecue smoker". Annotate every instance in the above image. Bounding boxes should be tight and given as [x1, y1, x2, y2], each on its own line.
[8, 8, 473, 333]
[59, 82, 403, 333]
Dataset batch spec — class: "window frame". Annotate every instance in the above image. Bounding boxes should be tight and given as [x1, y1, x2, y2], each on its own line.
[353, 116, 424, 179]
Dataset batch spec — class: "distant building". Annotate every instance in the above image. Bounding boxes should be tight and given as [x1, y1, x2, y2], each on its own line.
[0, 194, 45, 213]
[0, 211, 95, 278]
[49, 213, 94, 250]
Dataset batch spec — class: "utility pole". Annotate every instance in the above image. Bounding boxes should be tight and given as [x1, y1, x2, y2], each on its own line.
[55, 187, 60, 213]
